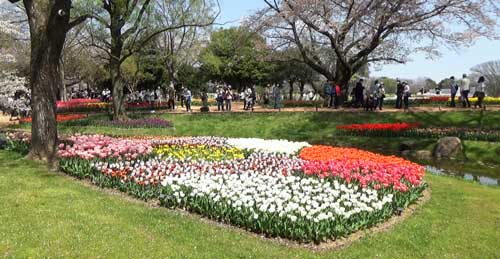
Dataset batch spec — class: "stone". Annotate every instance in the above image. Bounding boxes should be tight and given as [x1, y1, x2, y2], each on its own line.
[200, 106, 210, 112]
[399, 141, 417, 152]
[401, 150, 411, 157]
[414, 150, 432, 161]
[0, 137, 6, 149]
[434, 137, 463, 159]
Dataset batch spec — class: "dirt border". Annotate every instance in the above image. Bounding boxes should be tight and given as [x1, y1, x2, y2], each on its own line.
[51, 168, 431, 252]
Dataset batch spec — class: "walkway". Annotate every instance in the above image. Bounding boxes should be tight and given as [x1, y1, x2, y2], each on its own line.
[155, 102, 500, 114]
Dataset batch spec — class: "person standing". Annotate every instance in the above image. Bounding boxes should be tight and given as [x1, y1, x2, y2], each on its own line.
[377, 82, 386, 110]
[167, 83, 176, 110]
[334, 83, 341, 109]
[216, 86, 224, 111]
[155, 87, 162, 107]
[329, 81, 336, 108]
[244, 86, 253, 110]
[396, 79, 404, 109]
[354, 79, 364, 108]
[449, 76, 458, 107]
[240, 90, 246, 109]
[184, 87, 192, 112]
[403, 81, 411, 111]
[475, 76, 486, 108]
[225, 86, 233, 111]
[323, 81, 332, 108]
[461, 74, 471, 108]
[180, 86, 185, 108]
[272, 84, 280, 109]
[250, 86, 257, 111]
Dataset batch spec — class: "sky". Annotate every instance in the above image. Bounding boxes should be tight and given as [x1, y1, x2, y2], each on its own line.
[216, 0, 500, 82]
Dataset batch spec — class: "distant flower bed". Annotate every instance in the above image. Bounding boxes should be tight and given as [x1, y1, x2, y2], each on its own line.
[4, 133, 426, 243]
[56, 99, 218, 113]
[381, 96, 500, 106]
[428, 96, 450, 102]
[19, 114, 87, 123]
[336, 122, 500, 142]
[336, 122, 421, 136]
[57, 99, 101, 109]
[409, 127, 500, 142]
[101, 118, 173, 129]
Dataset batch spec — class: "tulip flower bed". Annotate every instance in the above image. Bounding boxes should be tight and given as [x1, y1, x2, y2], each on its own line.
[154, 145, 246, 161]
[336, 122, 500, 142]
[300, 146, 425, 193]
[336, 122, 421, 137]
[1, 131, 30, 155]
[100, 118, 173, 129]
[19, 114, 87, 123]
[45, 134, 426, 243]
[380, 96, 500, 107]
[57, 99, 109, 113]
[408, 127, 500, 142]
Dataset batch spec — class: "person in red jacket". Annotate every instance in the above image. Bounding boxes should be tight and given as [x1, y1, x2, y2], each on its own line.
[334, 84, 341, 109]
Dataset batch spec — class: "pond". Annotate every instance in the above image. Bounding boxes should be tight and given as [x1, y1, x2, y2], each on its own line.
[424, 161, 500, 186]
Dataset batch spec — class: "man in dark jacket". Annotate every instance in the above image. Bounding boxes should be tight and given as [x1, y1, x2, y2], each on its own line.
[354, 79, 364, 108]
[396, 79, 404, 109]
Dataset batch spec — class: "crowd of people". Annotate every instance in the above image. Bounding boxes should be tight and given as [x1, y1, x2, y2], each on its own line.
[5, 73, 487, 118]
[351, 79, 410, 111]
[215, 85, 234, 111]
[348, 73, 488, 112]
[448, 74, 487, 109]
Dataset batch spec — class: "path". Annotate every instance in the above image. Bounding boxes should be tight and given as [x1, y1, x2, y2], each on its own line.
[1, 104, 498, 127]
[155, 102, 500, 114]
[0, 114, 16, 128]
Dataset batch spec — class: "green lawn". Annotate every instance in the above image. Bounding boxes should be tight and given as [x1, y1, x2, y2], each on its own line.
[1, 151, 499, 258]
[46, 111, 499, 168]
[50, 110, 500, 139]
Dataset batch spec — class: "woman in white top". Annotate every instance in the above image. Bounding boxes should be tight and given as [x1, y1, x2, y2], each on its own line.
[461, 74, 471, 108]
[403, 82, 411, 111]
[377, 82, 386, 110]
[225, 86, 233, 111]
[475, 76, 486, 108]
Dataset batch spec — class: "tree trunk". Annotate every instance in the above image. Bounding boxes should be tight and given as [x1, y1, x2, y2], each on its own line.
[334, 64, 354, 104]
[110, 18, 127, 121]
[111, 61, 127, 121]
[24, 0, 71, 165]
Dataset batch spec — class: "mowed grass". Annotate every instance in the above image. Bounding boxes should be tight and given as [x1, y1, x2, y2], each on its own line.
[48, 111, 500, 167]
[53, 110, 500, 141]
[0, 151, 499, 258]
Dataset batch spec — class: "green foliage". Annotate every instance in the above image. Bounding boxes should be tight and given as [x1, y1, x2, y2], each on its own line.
[379, 77, 398, 94]
[4, 139, 30, 156]
[200, 27, 275, 90]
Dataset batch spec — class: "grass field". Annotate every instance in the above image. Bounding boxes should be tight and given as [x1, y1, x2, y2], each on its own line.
[1, 151, 499, 258]
[2, 110, 500, 258]
[44, 111, 499, 168]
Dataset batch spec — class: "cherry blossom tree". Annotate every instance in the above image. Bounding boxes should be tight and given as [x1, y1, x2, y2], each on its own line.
[0, 71, 29, 118]
[252, 0, 500, 93]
